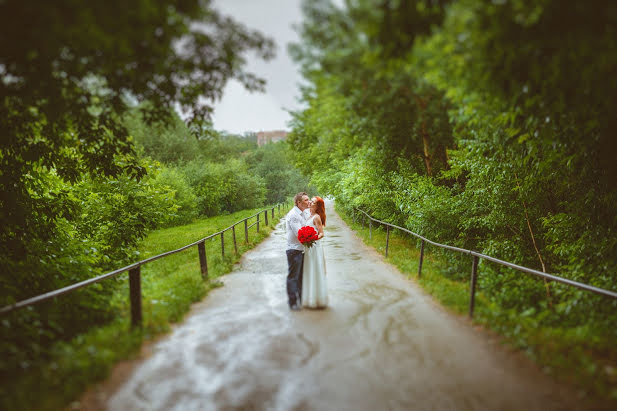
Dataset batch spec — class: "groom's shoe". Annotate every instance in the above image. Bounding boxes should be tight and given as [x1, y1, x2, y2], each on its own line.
[295, 292, 302, 310]
[290, 292, 302, 311]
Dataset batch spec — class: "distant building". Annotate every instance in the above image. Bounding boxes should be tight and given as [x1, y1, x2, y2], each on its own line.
[257, 130, 288, 147]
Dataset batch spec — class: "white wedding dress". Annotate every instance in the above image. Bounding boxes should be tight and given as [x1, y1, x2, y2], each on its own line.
[302, 214, 328, 308]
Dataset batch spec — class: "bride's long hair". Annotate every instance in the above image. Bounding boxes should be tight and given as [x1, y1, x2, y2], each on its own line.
[313, 196, 326, 226]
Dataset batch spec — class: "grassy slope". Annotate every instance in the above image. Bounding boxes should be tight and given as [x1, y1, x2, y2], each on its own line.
[6, 205, 290, 411]
[337, 205, 617, 407]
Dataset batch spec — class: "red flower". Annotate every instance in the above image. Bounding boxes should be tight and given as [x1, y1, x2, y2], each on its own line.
[298, 226, 319, 248]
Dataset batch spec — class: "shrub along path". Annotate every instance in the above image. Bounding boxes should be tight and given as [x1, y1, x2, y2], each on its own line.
[82, 200, 594, 410]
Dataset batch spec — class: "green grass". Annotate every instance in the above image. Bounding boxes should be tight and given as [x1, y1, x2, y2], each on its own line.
[5, 204, 290, 411]
[339, 205, 617, 408]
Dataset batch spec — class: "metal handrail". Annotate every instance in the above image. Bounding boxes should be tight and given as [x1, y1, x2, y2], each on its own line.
[1, 202, 291, 321]
[354, 208, 617, 317]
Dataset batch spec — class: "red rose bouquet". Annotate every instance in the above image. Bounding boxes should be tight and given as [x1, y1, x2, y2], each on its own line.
[298, 226, 319, 248]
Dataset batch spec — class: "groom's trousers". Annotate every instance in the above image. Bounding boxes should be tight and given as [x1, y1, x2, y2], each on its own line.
[286, 249, 304, 306]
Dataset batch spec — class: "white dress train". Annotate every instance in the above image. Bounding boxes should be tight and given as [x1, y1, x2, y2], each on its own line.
[301, 215, 328, 308]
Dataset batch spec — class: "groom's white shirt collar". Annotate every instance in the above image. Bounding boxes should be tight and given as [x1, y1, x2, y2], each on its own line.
[292, 205, 311, 220]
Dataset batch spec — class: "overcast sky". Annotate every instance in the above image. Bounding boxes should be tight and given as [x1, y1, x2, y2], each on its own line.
[210, 0, 305, 134]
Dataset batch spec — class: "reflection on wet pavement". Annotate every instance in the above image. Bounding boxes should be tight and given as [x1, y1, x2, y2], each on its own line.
[108, 200, 582, 411]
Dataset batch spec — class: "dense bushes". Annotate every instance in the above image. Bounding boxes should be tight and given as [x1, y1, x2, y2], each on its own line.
[0, 162, 176, 381]
[150, 166, 199, 227]
[181, 159, 266, 216]
[74, 166, 179, 268]
[244, 142, 314, 205]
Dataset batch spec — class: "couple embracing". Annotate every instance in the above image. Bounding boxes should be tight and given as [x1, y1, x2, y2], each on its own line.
[285, 192, 328, 311]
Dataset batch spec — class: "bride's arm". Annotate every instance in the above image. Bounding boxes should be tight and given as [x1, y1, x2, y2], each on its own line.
[314, 215, 325, 239]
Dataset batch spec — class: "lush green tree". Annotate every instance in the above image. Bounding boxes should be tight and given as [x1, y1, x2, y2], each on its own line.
[151, 166, 199, 226]
[0, 0, 274, 270]
[72, 164, 179, 269]
[245, 142, 314, 204]
[215, 158, 267, 213]
[290, 0, 454, 179]
[124, 107, 201, 165]
[181, 158, 266, 217]
[198, 132, 259, 162]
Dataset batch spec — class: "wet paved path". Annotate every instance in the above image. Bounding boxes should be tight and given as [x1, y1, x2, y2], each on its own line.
[107, 201, 579, 411]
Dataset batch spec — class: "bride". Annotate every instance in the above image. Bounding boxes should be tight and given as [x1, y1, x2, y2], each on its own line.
[302, 196, 328, 309]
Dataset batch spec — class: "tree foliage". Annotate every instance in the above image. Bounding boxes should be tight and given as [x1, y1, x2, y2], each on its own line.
[245, 141, 315, 205]
[0, 0, 275, 265]
[290, 0, 454, 181]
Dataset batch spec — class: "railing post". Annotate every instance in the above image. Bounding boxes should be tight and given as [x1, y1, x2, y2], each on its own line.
[369, 219, 372, 240]
[232, 225, 238, 254]
[271, 207, 274, 220]
[278, 204, 281, 218]
[265, 209, 269, 226]
[129, 266, 142, 328]
[220, 231, 225, 258]
[198, 240, 208, 280]
[469, 255, 479, 318]
[385, 225, 390, 258]
[257, 213, 260, 233]
[244, 219, 249, 244]
[418, 240, 425, 278]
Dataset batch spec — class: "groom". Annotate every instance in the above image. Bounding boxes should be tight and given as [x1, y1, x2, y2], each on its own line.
[285, 192, 311, 311]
